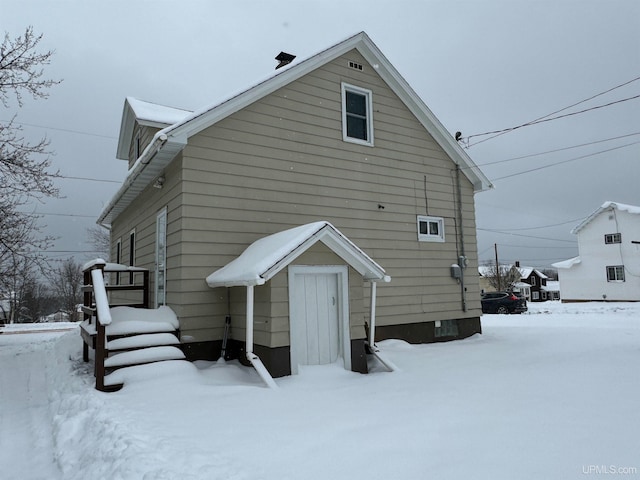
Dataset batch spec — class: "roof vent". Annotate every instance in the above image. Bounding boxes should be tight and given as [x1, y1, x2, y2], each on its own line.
[275, 51, 296, 70]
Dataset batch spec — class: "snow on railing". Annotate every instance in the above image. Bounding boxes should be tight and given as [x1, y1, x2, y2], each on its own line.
[91, 268, 112, 326]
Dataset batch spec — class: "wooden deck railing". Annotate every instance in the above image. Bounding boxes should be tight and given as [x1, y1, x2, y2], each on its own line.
[81, 259, 150, 391]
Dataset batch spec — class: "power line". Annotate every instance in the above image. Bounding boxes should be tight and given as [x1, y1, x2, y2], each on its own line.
[462, 75, 640, 147]
[0, 118, 117, 140]
[466, 94, 640, 147]
[34, 212, 97, 218]
[58, 175, 121, 184]
[481, 217, 585, 232]
[495, 244, 577, 249]
[476, 131, 640, 168]
[491, 140, 640, 182]
[477, 228, 577, 243]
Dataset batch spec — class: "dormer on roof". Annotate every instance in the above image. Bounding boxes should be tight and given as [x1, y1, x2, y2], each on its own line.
[116, 97, 192, 163]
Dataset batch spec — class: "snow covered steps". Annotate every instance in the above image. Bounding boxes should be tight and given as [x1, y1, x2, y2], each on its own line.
[105, 345, 185, 368]
[85, 306, 187, 390]
[103, 307, 183, 374]
[107, 332, 181, 351]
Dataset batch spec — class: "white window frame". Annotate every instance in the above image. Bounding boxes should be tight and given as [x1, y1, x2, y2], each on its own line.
[532, 291, 540, 300]
[341, 83, 374, 146]
[606, 265, 625, 282]
[115, 238, 122, 285]
[604, 233, 622, 244]
[417, 215, 445, 243]
[128, 229, 136, 284]
[155, 208, 168, 307]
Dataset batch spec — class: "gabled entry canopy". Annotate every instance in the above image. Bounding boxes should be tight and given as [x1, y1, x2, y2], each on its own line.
[206, 222, 391, 288]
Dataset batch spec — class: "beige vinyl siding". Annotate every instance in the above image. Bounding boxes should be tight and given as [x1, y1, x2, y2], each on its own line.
[109, 48, 482, 346]
[175, 49, 480, 336]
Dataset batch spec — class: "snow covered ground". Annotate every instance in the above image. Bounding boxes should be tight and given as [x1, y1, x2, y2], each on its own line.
[1, 302, 639, 480]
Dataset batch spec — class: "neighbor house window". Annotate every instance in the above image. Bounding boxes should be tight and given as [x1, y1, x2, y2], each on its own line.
[606, 266, 625, 282]
[530, 276, 536, 286]
[435, 319, 458, 338]
[604, 233, 622, 244]
[532, 291, 539, 300]
[417, 215, 445, 242]
[341, 83, 373, 146]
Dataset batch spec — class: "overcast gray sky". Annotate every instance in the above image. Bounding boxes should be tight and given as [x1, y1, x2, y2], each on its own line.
[3, 0, 639, 269]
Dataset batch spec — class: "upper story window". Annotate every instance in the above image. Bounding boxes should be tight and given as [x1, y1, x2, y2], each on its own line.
[341, 83, 373, 146]
[115, 238, 122, 285]
[604, 233, 622, 244]
[530, 275, 536, 286]
[606, 265, 625, 282]
[417, 215, 445, 243]
[129, 230, 136, 284]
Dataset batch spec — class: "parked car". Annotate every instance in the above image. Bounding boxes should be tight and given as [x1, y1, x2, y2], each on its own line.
[481, 291, 528, 314]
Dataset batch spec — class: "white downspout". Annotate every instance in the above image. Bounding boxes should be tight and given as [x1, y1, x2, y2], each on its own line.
[366, 281, 397, 372]
[245, 285, 278, 389]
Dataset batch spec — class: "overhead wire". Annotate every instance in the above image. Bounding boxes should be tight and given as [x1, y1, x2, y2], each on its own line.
[58, 175, 121, 184]
[477, 228, 577, 243]
[475, 131, 640, 168]
[0, 118, 117, 140]
[461, 75, 640, 147]
[490, 140, 640, 182]
[480, 217, 585, 232]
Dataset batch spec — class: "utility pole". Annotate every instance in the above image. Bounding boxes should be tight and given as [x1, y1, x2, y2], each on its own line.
[494, 243, 502, 291]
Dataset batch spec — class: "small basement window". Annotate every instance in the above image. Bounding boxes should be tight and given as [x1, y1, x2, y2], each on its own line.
[435, 319, 458, 338]
[417, 215, 445, 242]
[341, 83, 373, 146]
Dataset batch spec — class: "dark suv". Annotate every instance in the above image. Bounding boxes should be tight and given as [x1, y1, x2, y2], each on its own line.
[481, 291, 528, 314]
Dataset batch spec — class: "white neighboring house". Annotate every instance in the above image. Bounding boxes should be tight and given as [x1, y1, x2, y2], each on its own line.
[553, 201, 640, 302]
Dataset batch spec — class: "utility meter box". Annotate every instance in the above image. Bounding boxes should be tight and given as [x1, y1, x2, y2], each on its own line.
[450, 264, 461, 279]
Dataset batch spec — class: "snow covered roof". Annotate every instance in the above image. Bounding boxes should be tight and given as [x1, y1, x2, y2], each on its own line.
[518, 267, 548, 280]
[552, 256, 581, 269]
[206, 221, 390, 288]
[542, 281, 560, 292]
[478, 264, 547, 281]
[116, 98, 193, 161]
[571, 201, 640, 235]
[99, 31, 491, 226]
[478, 266, 492, 277]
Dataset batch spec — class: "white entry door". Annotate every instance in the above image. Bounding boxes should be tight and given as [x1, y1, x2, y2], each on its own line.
[288, 266, 350, 373]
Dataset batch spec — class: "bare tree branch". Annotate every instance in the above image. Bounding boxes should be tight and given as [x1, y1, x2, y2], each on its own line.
[0, 26, 61, 107]
[86, 225, 110, 260]
[0, 26, 61, 276]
